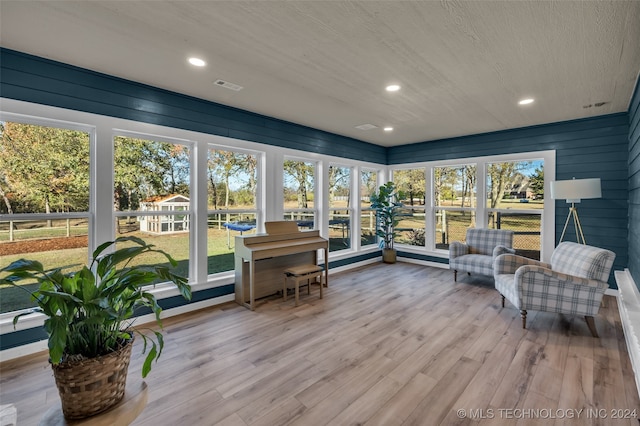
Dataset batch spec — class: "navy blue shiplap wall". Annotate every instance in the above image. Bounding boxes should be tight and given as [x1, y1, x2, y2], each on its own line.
[629, 78, 640, 290]
[0, 48, 386, 163]
[389, 114, 630, 287]
[0, 48, 390, 352]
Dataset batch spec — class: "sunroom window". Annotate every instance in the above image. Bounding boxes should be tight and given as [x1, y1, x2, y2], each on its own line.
[283, 158, 316, 229]
[207, 148, 259, 274]
[328, 165, 352, 252]
[433, 164, 476, 250]
[360, 169, 379, 247]
[113, 134, 192, 281]
[0, 120, 91, 314]
[393, 168, 426, 247]
[485, 160, 544, 259]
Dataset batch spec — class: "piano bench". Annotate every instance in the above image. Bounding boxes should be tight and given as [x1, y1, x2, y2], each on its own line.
[283, 264, 324, 307]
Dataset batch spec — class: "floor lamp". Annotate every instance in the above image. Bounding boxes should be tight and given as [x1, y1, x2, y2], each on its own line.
[550, 177, 601, 244]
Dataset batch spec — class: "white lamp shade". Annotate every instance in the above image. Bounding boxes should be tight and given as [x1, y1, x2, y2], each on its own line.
[550, 178, 601, 202]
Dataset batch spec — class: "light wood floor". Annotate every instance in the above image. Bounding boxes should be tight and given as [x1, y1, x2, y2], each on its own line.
[1, 263, 639, 425]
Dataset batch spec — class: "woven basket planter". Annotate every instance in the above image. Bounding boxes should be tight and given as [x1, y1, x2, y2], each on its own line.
[51, 338, 134, 420]
[382, 248, 397, 264]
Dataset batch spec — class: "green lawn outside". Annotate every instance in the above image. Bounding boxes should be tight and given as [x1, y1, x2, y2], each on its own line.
[1, 225, 375, 313]
[0, 229, 237, 314]
[1, 207, 542, 313]
[395, 208, 542, 255]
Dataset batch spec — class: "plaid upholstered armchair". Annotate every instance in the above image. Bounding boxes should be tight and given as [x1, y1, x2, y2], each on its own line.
[494, 241, 615, 337]
[449, 228, 515, 281]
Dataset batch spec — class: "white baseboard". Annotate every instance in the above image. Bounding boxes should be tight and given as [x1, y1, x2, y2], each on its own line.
[615, 269, 640, 399]
[398, 256, 449, 269]
[328, 257, 380, 274]
[0, 340, 49, 362]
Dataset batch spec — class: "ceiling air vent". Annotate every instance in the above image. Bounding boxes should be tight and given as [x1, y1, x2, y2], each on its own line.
[214, 79, 243, 91]
[355, 124, 378, 131]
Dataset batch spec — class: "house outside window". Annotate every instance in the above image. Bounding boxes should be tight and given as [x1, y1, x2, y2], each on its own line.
[113, 134, 192, 282]
[485, 160, 544, 259]
[393, 152, 553, 260]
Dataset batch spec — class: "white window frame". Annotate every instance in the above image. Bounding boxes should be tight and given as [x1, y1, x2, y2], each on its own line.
[113, 130, 196, 282]
[205, 144, 262, 276]
[390, 167, 428, 249]
[358, 167, 381, 250]
[390, 150, 555, 262]
[0, 113, 96, 254]
[283, 156, 318, 228]
[328, 163, 354, 253]
[431, 162, 478, 252]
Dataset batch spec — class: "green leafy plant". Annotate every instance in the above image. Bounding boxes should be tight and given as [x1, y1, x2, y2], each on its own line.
[370, 181, 405, 250]
[1, 236, 192, 377]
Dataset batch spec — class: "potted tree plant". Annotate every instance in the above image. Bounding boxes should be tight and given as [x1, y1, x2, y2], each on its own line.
[370, 181, 405, 263]
[0, 236, 191, 420]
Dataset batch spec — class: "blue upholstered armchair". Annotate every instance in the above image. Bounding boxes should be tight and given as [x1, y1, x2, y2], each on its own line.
[493, 241, 615, 337]
[449, 228, 515, 281]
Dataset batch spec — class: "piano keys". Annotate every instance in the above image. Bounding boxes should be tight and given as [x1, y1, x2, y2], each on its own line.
[234, 221, 329, 310]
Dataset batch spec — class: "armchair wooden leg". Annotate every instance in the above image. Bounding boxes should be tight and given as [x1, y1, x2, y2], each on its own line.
[585, 316, 599, 338]
[501, 294, 505, 308]
[520, 310, 527, 329]
[454, 270, 457, 282]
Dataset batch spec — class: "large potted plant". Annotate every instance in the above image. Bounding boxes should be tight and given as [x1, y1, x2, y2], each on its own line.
[0, 236, 191, 419]
[370, 181, 405, 263]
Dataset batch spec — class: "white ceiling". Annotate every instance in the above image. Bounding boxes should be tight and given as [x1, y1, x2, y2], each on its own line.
[1, 1, 639, 147]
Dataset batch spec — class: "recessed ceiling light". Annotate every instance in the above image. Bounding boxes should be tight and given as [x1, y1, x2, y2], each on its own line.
[383, 127, 394, 132]
[386, 85, 401, 92]
[518, 98, 534, 105]
[188, 57, 206, 67]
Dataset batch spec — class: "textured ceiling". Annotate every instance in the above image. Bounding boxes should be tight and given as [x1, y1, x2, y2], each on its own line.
[1, 1, 639, 147]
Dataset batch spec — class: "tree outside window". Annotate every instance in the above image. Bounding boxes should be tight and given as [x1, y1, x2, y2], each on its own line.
[360, 169, 378, 247]
[0, 121, 90, 314]
[486, 160, 544, 259]
[207, 148, 258, 275]
[433, 164, 476, 249]
[393, 168, 426, 247]
[113, 135, 191, 280]
[284, 159, 315, 227]
[328, 165, 351, 251]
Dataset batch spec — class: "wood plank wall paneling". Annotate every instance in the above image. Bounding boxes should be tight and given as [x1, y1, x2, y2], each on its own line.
[0, 48, 387, 164]
[389, 117, 628, 159]
[629, 78, 640, 290]
[389, 113, 631, 287]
